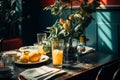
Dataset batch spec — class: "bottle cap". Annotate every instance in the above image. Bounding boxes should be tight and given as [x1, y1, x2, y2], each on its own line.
[79, 36, 86, 43]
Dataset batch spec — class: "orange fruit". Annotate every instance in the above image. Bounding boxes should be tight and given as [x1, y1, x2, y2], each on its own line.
[59, 18, 65, 24]
[19, 54, 29, 63]
[66, 19, 71, 26]
[63, 23, 69, 30]
[63, 22, 71, 32]
[29, 52, 41, 62]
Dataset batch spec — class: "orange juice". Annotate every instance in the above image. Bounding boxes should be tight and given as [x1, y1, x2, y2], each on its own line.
[52, 49, 63, 65]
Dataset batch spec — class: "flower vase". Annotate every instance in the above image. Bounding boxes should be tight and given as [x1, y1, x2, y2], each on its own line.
[63, 37, 78, 67]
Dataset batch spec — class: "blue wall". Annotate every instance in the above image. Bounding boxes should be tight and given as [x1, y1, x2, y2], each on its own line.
[86, 9, 120, 56]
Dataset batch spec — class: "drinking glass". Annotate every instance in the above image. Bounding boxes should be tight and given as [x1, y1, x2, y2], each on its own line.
[52, 39, 64, 68]
[37, 33, 47, 54]
[2, 52, 17, 70]
[37, 33, 47, 45]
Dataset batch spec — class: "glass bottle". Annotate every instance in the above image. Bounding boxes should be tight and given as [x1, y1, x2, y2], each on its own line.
[77, 36, 86, 57]
[77, 36, 86, 53]
[76, 36, 86, 63]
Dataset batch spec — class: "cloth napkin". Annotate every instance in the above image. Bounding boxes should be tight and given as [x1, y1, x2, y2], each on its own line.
[19, 66, 67, 80]
[78, 46, 95, 54]
[83, 46, 95, 53]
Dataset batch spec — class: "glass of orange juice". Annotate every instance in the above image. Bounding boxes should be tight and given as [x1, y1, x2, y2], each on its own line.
[52, 39, 64, 68]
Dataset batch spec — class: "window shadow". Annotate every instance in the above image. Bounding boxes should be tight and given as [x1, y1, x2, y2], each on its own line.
[96, 10, 119, 55]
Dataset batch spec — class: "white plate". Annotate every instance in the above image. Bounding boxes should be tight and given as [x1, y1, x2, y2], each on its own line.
[14, 55, 49, 65]
[2, 51, 21, 57]
[19, 46, 38, 52]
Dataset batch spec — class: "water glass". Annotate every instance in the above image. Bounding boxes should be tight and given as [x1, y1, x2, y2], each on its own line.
[37, 33, 47, 45]
[2, 52, 17, 70]
[37, 33, 48, 54]
[52, 39, 64, 68]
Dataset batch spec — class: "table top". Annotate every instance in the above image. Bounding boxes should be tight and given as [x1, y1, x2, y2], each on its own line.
[0, 50, 119, 80]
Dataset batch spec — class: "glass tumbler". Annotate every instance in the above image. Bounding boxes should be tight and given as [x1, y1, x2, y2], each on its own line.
[52, 39, 64, 68]
[37, 33, 47, 54]
[37, 33, 47, 45]
[2, 52, 17, 70]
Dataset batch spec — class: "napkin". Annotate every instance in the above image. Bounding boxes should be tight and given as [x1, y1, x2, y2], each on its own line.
[83, 46, 95, 53]
[77, 46, 95, 54]
[19, 66, 67, 80]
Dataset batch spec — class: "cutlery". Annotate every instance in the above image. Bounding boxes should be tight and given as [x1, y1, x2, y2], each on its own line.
[33, 70, 61, 80]
[44, 70, 67, 80]
[34, 70, 53, 78]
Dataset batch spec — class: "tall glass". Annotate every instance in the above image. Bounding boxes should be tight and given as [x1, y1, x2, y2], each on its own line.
[37, 33, 47, 54]
[52, 39, 64, 68]
[2, 52, 17, 71]
[37, 33, 47, 45]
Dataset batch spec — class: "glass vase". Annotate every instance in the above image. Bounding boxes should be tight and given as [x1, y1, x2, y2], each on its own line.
[63, 37, 78, 67]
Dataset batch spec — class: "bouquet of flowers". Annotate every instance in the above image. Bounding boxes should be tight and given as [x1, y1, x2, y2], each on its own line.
[42, 0, 100, 52]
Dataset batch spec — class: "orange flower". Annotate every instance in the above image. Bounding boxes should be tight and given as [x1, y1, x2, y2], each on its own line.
[63, 22, 71, 32]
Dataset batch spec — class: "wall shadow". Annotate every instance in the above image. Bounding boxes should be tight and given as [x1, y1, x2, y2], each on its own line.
[96, 9, 120, 56]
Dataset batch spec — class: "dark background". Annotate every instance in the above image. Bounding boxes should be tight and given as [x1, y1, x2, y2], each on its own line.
[21, 0, 57, 45]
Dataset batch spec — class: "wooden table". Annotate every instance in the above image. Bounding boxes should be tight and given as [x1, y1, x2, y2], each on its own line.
[0, 51, 119, 80]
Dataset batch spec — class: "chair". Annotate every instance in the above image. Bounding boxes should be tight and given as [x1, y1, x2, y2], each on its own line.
[95, 60, 120, 80]
[1, 38, 23, 51]
[112, 67, 120, 80]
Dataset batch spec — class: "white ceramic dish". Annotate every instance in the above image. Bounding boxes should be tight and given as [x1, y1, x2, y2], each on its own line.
[2, 51, 21, 57]
[14, 55, 49, 65]
[19, 46, 38, 52]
